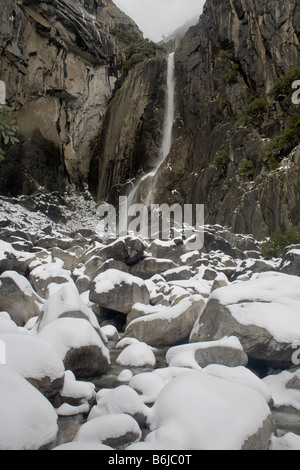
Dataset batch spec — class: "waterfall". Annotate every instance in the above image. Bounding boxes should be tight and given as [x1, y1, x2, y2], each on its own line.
[157, 51, 175, 172]
[119, 52, 175, 233]
[130, 52, 175, 203]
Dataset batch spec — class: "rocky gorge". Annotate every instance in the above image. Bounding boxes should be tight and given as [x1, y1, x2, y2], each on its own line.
[0, 0, 300, 452]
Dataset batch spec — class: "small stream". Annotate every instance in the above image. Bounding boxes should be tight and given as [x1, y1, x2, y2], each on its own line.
[55, 338, 169, 447]
[55, 339, 300, 448]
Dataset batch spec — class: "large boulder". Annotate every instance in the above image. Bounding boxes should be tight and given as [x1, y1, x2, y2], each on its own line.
[99, 236, 147, 266]
[190, 272, 300, 369]
[125, 295, 206, 347]
[36, 284, 106, 342]
[38, 317, 110, 379]
[129, 257, 178, 280]
[74, 414, 142, 449]
[166, 336, 248, 369]
[0, 365, 58, 450]
[0, 271, 43, 326]
[29, 259, 74, 298]
[0, 332, 65, 400]
[146, 370, 275, 450]
[279, 246, 300, 276]
[90, 269, 150, 315]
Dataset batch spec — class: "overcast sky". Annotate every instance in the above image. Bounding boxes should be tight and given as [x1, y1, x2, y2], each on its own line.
[113, 0, 205, 42]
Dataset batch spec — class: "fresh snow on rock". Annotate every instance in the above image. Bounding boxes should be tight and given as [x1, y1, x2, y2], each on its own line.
[146, 370, 273, 450]
[0, 365, 58, 450]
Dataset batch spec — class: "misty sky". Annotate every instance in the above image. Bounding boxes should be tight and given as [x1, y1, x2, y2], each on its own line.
[113, 0, 205, 42]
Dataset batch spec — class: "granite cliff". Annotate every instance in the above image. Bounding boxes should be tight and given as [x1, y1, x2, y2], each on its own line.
[0, 0, 142, 194]
[90, 0, 300, 239]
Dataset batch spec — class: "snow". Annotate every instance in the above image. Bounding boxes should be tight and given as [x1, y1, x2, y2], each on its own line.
[270, 432, 300, 450]
[38, 317, 110, 362]
[87, 385, 148, 421]
[0, 333, 65, 381]
[0, 315, 19, 333]
[166, 336, 244, 370]
[53, 442, 113, 450]
[60, 370, 95, 401]
[212, 272, 300, 343]
[74, 413, 142, 445]
[204, 364, 272, 403]
[0, 271, 42, 301]
[146, 370, 271, 450]
[0, 365, 58, 450]
[30, 258, 71, 282]
[126, 295, 204, 326]
[101, 324, 120, 340]
[0, 240, 35, 263]
[93, 269, 145, 294]
[117, 369, 133, 382]
[128, 372, 165, 403]
[116, 341, 156, 368]
[263, 370, 300, 410]
[38, 284, 101, 333]
[56, 403, 91, 417]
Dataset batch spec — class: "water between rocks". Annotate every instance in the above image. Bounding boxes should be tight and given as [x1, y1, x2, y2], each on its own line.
[55, 337, 300, 448]
[55, 337, 169, 447]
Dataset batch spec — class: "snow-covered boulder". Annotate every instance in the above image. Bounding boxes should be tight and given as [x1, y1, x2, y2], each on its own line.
[129, 257, 178, 280]
[128, 372, 165, 404]
[270, 433, 300, 451]
[0, 271, 43, 326]
[190, 272, 300, 368]
[204, 364, 273, 405]
[279, 246, 300, 276]
[88, 385, 149, 427]
[53, 442, 113, 450]
[0, 240, 35, 275]
[37, 284, 106, 343]
[74, 413, 141, 449]
[116, 341, 156, 368]
[0, 332, 65, 400]
[29, 259, 74, 298]
[99, 236, 147, 266]
[166, 336, 248, 369]
[0, 312, 20, 333]
[125, 295, 205, 347]
[263, 370, 300, 411]
[146, 370, 275, 450]
[55, 370, 96, 416]
[0, 365, 58, 450]
[90, 269, 150, 315]
[38, 317, 110, 379]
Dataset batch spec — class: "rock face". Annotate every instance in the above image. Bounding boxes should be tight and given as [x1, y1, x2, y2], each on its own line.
[190, 272, 300, 369]
[0, 0, 142, 195]
[89, 55, 167, 205]
[90, 0, 300, 240]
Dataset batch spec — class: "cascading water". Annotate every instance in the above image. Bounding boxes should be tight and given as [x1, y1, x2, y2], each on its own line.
[123, 52, 176, 219]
